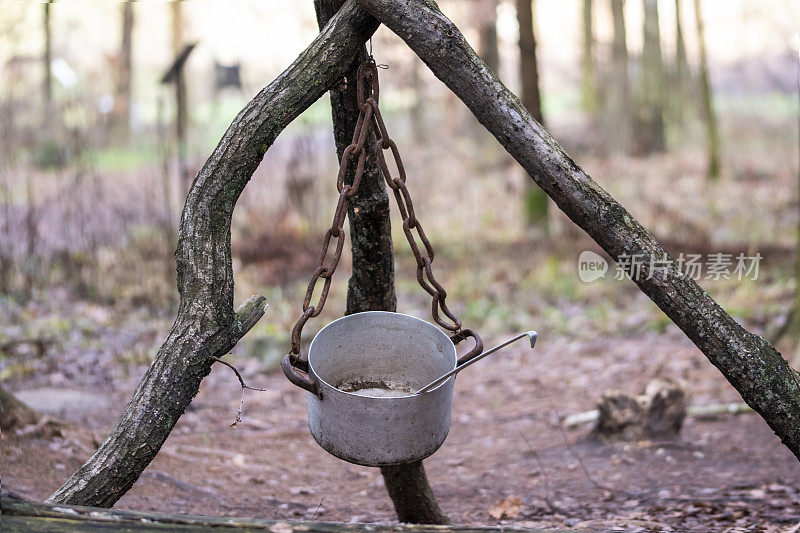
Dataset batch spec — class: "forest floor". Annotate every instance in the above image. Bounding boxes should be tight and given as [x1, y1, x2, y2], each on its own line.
[3, 235, 800, 533]
[2, 108, 800, 531]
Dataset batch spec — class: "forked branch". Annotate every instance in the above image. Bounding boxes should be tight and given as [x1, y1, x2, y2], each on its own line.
[48, 1, 379, 507]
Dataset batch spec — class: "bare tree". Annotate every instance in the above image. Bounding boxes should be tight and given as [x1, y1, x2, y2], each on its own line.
[581, 0, 597, 113]
[409, 56, 426, 141]
[693, 0, 721, 180]
[171, 0, 191, 193]
[636, 0, 666, 153]
[115, 0, 134, 141]
[0, 172, 11, 294]
[607, 0, 632, 153]
[43, 0, 53, 111]
[476, 0, 499, 75]
[517, 0, 548, 232]
[23, 174, 38, 300]
[672, 0, 691, 122]
[516, 0, 543, 124]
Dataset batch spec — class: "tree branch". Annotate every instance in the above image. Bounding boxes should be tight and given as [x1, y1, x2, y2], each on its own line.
[48, 2, 379, 507]
[355, 0, 800, 459]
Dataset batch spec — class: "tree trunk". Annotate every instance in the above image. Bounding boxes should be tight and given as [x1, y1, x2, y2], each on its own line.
[516, 0, 548, 233]
[476, 0, 499, 75]
[674, 0, 688, 82]
[0, 384, 41, 431]
[314, 0, 446, 524]
[793, 58, 800, 366]
[516, 0, 543, 125]
[380, 461, 447, 524]
[779, 50, 800, 364]
[0, 174, 10, 294]
[48, 2, 380, 507]
[355, 0, 800, 461]
[23, 174, 37, 300]
[171, 0, 191, 194]
[693, 0, 721, 180]
[43, 1, 52, 109]
[410, 56, 426, 142]
[672, 0, 690, 124]
[580, 0, 596, 113]
[608, 0, 632, 154]
[636, 0, 666, 154]
[116, 0, 134, 141]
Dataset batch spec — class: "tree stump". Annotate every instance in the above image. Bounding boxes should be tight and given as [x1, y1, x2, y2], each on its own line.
[594, 379, 686, 440]
[0, 385, 41, 431]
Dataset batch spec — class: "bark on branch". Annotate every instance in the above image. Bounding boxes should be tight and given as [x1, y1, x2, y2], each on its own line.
[48, 2, 379, 507]
[355, 0, 800, 459]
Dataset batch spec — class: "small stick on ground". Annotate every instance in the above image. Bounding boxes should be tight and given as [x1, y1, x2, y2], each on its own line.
[554, 415, 637, 499]
[516, 429, 564, 514]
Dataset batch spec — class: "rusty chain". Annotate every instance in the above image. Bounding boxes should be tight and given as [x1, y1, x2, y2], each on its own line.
[286, 59, 481, 372]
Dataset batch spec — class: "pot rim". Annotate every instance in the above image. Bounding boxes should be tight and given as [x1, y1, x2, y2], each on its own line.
[307, 311, 457, 399]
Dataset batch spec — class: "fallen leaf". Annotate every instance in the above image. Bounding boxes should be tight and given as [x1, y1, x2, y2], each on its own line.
[489, 496, 522, 520]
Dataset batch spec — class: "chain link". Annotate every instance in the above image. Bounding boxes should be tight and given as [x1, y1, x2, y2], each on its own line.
[288, 59, 466, 362]
[370, 96, 462, 332]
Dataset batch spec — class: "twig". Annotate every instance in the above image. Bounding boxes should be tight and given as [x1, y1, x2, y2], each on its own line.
[516, 429, 563, 515]
[310, 498, 324, 520]
[141, 471, 218, 497]
[166, 444, 241, 458]
[535, 394, 637, 499]
[554, 416, 637, 499]
[687, 402, 752, 419]
[784, 520, 800, 533]
[209, 356, 268, 429]
[562, 409, 600, 427]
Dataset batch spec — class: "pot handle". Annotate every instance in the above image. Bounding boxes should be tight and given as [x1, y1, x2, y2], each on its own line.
[282, 354, 320, 397]
[452, 329, 484, 366]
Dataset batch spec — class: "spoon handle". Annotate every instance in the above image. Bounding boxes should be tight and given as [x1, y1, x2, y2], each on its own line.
[412, 331, 537, 395]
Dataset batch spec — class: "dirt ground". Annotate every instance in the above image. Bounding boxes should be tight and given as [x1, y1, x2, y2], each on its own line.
[4, 324, 800, 532]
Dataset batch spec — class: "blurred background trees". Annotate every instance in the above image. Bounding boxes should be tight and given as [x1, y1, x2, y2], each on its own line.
[0, 1, 793, 353]
[0, 0, 796, 340]
[0, 0, 795, 311]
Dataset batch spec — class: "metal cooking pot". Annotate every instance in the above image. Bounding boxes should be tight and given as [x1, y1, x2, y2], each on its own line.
[283, 311, 459, 467]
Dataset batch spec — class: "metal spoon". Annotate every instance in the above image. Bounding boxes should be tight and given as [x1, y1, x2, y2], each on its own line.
[412, 331, 538, 395]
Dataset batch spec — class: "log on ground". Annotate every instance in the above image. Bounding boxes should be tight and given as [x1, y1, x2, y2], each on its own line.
[1, 494, 571, 533]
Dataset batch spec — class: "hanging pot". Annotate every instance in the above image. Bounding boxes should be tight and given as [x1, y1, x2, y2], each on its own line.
[283, 311, 460, 467]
